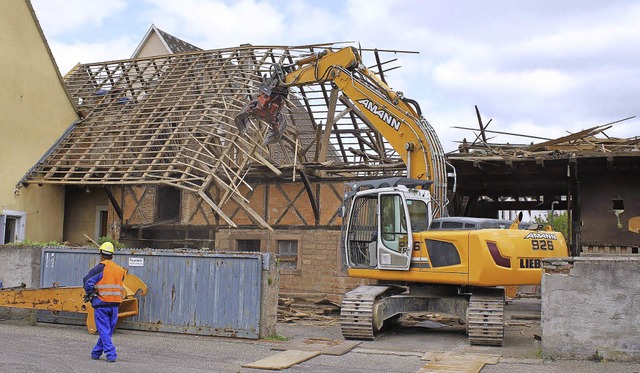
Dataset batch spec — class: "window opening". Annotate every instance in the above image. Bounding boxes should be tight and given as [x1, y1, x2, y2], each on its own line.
[95, 206, 108, 241]
[1, 210, 26, 245]
[277, 240, 298, 269]
[237, 239, 261, 252]
[157, 186, 181, 221]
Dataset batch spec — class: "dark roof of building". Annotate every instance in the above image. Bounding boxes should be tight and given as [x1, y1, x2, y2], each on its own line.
[156, 27, 201, 53]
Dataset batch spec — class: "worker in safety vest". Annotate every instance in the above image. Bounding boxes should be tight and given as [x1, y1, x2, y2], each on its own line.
[83, 242, 126, 363]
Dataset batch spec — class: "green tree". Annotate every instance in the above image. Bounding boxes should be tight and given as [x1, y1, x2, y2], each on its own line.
[533, 211, 568, 239]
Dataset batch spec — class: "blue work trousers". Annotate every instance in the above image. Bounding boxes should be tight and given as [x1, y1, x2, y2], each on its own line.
[91, 306, 119, 361]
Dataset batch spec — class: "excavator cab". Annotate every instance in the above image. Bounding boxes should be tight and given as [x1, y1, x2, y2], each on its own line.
[342, 178, 432, 271]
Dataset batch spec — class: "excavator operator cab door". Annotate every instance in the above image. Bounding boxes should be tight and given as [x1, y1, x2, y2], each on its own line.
[377, 192, 413, 270]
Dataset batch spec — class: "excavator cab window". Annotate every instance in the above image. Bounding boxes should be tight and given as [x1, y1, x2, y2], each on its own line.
[380, 194, 408, 252]
[345, 195, 378, 267]
[407, 199, 429, 232]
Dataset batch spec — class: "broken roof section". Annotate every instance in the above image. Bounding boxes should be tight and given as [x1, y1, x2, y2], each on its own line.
[452, 116, 639, 159]
[131, 24, 202, 59]
[20, 43, 408, 197]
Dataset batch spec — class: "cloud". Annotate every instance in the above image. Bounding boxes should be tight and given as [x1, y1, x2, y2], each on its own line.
[139, 0, 287, 46]
[29, 0, 640, 148]
[48, 38, 139, 75]
[31, 0, 128, 36]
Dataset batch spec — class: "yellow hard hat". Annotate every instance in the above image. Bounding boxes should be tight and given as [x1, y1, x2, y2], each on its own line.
[99, 242, 115, 255]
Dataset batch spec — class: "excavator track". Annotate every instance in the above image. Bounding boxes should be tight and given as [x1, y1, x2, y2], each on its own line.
[340, 285, 399, 340]
[467, 293, 505, 346]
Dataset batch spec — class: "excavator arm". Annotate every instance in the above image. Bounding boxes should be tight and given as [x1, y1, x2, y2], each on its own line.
[234, 46, 448, 216]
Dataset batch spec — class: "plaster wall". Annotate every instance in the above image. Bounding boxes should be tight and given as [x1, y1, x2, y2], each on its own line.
[62, 187, 109, 245]
[135, 32, 170, 58]
[0, 0, 77, 242]
[542, 257, 640, 362]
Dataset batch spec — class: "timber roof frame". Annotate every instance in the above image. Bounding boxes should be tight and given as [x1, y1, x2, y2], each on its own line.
[20, 43, 411, 194]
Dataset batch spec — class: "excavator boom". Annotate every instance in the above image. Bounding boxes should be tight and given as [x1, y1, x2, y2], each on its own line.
[234, 46, 448, 215]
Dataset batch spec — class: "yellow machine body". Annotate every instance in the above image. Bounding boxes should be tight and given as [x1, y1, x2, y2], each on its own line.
[349, 228, 568, 286]
[0, 271, 147, 334]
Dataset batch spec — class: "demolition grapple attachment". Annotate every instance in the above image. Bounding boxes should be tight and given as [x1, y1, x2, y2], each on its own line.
[234, 64, 290, 145]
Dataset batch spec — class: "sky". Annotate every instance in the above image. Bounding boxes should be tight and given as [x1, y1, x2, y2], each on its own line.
[30, 0, 640, 152]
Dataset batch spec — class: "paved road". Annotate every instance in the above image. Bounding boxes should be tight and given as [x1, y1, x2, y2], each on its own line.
[1, 299, 638, 372]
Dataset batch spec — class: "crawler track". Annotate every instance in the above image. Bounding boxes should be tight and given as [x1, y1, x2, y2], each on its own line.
[340, 285, 399, 340]
[467, 294, 505, 346]
[340, 294, 376, 340]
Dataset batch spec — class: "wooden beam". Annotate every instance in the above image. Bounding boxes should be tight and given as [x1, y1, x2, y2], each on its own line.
[197, 189, 237, 228]
[103, 186, 123, 220]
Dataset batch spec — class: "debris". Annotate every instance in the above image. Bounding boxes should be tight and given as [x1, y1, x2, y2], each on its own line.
[277, 296, 340, 325]
[452, 115, 638, 159]
[511, 314, 541, 321]
[399, 312, 464, 327]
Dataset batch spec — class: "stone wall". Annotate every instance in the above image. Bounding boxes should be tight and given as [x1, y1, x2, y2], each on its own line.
[216, 228, 370, 298]
[542, 256, 640, 362]
[277, 230, 369, 298]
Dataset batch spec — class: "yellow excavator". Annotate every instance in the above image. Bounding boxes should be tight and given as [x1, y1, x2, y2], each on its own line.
[235, 46, 568, 346]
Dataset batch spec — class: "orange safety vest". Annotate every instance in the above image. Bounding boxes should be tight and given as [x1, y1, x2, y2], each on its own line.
[95, 260, 126, 304]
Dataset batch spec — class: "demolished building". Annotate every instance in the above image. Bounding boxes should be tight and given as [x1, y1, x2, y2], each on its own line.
[12, 25, 640, 299]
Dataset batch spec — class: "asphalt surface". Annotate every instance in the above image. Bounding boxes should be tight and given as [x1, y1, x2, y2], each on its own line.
[0, 299, 638, 372]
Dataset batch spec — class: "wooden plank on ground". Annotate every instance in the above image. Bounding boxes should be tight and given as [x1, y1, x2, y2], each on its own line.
[417, 360, 485, 373]
[418, 352, 500, 373]
[271, 339, 360, 356]
[242, 350, 321, 370]
[321, 340, 361, 356]
[421, 351, 500, 364]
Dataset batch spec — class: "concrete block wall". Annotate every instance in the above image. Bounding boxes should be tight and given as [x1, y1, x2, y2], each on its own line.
[542, 256, 640, 362]
[0, 245, 41, 288]
[0, 245, 42, 320]
[259, 253, 279, 338]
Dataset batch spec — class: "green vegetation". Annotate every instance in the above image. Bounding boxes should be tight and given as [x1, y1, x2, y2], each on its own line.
[2, 236, 125, 249]
[4, 240, 63, 247]
[98, 236, 125, 248]
[590, 350, 604, 362]
[535, 346, 543, 359]
[263, 333, 289, 341]
[533, 211, 568, 239]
